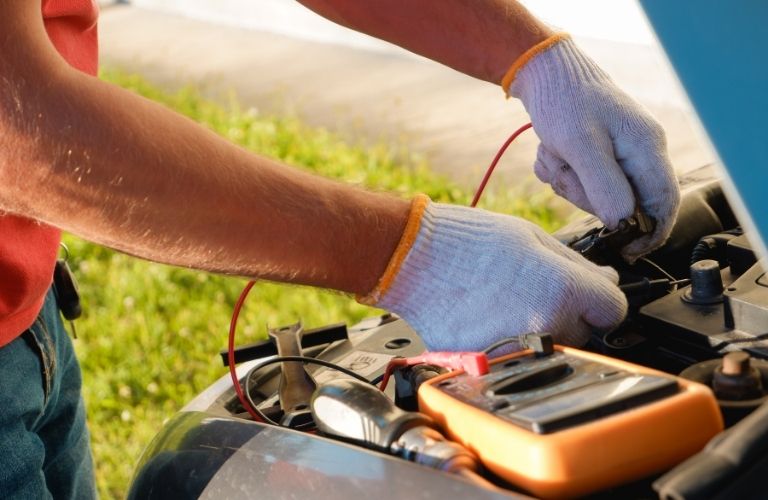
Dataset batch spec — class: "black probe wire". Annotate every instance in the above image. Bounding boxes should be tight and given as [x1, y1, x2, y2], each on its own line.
[639, 256, 677, 281]
[482, 335, 540, 356]
[710, 332, 768, 351]
[244, 355, 378, 426]
[482, 337, 521, 355]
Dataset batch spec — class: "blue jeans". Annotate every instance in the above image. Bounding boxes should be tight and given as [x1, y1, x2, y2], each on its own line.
[0, 289, 96, 499]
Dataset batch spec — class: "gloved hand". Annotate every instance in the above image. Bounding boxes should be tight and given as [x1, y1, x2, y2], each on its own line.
[503, 34, 680, 261]
[359, 195, 627, 352]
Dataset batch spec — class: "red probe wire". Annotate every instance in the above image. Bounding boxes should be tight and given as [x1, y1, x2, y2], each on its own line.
[227, 122, 533, 418]
[228, 280, 263, 422]
[470, 122, 533, 208]
[379, 351, 490, 391]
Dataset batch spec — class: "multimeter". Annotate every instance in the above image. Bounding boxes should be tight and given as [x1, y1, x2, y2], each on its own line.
[417, 346, 723, 499]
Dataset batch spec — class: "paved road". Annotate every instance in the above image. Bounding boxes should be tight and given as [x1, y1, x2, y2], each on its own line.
[99, 4, 713, 190]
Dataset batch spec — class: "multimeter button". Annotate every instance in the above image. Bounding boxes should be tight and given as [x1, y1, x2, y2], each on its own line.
[486, 362, 573, 396]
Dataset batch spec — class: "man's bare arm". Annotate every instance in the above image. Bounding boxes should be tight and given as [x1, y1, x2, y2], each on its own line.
[0, 0, 409, 295]
[297, 0, 680, 259]
[296, 0, 552, 84]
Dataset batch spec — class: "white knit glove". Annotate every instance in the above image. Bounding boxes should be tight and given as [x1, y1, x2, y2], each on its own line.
[505, 34, 680, 261]
[359, 196, 627, 352]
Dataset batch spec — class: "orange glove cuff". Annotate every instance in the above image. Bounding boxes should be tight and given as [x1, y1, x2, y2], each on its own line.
[501, 32, 571, 95]
[357, 194, 430, 305]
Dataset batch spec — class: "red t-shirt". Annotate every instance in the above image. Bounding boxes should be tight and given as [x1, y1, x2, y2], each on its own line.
[0, 0, 98, 345]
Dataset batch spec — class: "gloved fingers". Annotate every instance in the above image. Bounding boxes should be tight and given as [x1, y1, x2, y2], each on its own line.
[551, 166, 595, 215]
[545, 251, 627, 343]
[533, 143, 554, 183]
[613, 125, 681, 260]
[550, 317, 594, 347]
[565, 133, 636, 229]
[577, 268, 628, 330]
[571, 252, 620, 285]
[535, 144, 595, 214]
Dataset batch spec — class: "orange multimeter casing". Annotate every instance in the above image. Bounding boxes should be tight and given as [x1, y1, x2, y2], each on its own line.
[418, 346, 723, 499]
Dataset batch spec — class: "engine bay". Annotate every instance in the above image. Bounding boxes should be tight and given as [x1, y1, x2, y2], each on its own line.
[129, 165, 768, 499]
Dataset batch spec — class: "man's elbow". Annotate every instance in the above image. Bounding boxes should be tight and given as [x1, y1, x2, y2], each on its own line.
[0, 83, 56, 214]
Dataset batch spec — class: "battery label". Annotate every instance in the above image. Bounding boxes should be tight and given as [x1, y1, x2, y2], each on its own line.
[314, 350, 392, 385]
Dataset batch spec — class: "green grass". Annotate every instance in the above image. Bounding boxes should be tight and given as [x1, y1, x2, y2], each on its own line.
[74, 68, 564, 498]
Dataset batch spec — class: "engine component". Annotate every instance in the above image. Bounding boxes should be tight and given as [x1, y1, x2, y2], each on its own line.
[682, 259, 724, 305]
[310, 378, 481, 475]
[640, 260, 768, 360]
[723, 262, 768, 335]
[714, 352, 764, 400]
[220, 322, 349, 366]
[393, 363, 444, 411]
[268, 322, 317, 428]
[654, 398, 768, 500]
[680, 352, 768, 426]
[418, 346, 723, 498]
[689, 229, 742, 267]
[727, 234, 757, 276]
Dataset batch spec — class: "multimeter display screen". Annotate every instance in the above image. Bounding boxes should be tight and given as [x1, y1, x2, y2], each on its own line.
[438, 352, 679, 434]
[505, 374, 678, 433]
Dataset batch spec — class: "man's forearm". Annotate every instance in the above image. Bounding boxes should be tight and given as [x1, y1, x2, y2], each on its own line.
[0, 19, 409, 294]
[297, 0, 553, 83]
